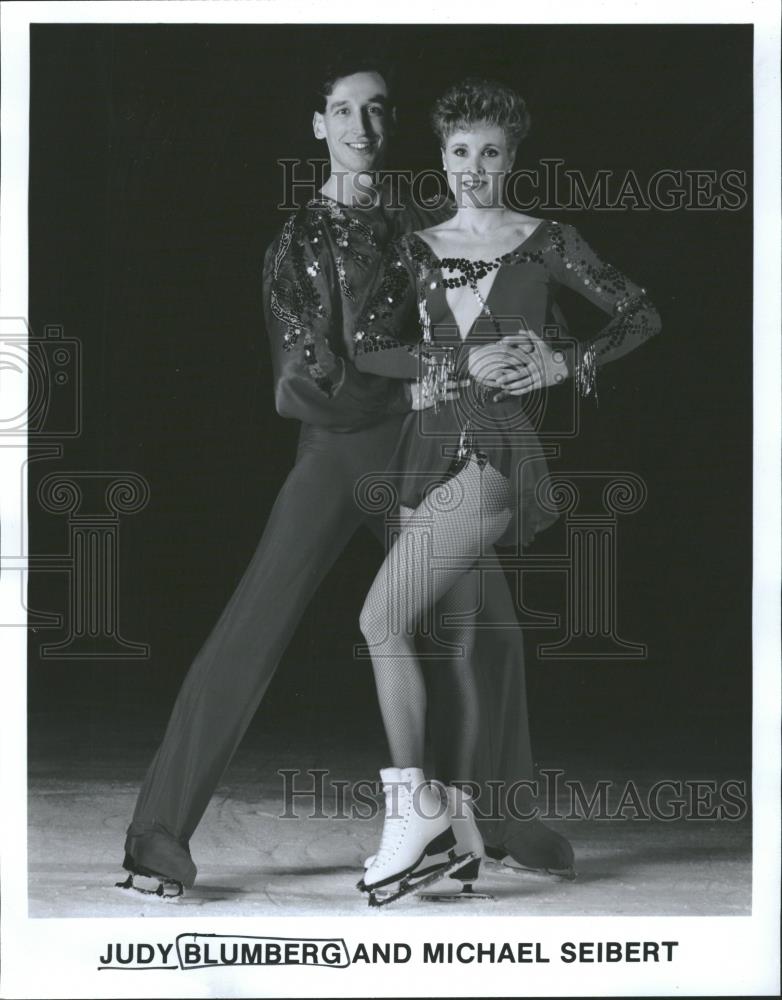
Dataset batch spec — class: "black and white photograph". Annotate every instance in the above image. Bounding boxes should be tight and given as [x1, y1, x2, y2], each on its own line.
[1, 1, 779, 997]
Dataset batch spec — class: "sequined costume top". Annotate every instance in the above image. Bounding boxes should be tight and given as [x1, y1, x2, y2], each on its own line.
[262, 193, 450, 432]
[351, 219, 662, 546]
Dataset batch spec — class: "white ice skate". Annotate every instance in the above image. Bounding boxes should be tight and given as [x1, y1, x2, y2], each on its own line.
[358, 767, 475, 907]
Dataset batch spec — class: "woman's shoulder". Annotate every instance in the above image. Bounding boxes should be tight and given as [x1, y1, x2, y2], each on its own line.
[503, 212, 557, 242]
[503, 212, 581, 240]
[416, 218, 451, 236]
[506, 210, 542, 226]
[498, 215, 583, 259]
[413, 220, 452, 248]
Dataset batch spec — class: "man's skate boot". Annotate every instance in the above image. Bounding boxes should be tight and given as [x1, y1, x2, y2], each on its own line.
[357, 767, 475, 906]
[417, 785, 494, 902]
[485, 819, 576, 880]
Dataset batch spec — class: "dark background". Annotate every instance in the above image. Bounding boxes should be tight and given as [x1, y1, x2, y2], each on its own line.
[27, 24, 752, 771]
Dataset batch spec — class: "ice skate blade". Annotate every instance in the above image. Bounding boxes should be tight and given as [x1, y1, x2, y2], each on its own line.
[485, 857, 577, 881]
[357, 855, 457, 894]
[366, 851, 477, 908]
[115, 872, 184, 901]
[417, 884, 496, 903]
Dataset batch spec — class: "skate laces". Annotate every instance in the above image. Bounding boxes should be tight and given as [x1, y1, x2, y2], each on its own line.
[374, 780, 413, 864]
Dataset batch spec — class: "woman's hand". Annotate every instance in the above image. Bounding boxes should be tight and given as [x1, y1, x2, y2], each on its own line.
[469, 331, 570, 398]
[467, 338, 521, 386]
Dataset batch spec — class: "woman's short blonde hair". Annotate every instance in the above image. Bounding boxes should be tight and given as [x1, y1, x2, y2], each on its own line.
[431, 77, 531, 150]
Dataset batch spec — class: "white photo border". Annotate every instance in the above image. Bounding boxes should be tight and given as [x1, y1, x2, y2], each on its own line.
[1, 1, 779, 997]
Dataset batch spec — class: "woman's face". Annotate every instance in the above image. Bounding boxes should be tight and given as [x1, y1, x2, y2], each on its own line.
[441, 123, 515, 207]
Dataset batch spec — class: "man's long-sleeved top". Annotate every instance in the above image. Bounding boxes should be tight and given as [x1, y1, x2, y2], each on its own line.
[262, 193, 450, 432]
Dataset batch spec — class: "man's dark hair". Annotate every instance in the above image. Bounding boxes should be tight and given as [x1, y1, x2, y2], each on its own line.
[314, 51, 396, 111]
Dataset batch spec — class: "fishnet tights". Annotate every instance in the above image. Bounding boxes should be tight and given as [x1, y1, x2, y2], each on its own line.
[359, 459, 512, 769]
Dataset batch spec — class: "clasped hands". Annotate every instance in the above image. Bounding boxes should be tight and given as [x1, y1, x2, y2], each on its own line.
[411, 329, 569, 410]
[468, 329, 570, 398]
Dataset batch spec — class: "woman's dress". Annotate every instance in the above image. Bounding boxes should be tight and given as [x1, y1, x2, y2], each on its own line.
[352, 219, 661, 547]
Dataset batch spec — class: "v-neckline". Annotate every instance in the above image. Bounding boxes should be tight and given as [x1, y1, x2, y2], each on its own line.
[409, 221, 547, 342]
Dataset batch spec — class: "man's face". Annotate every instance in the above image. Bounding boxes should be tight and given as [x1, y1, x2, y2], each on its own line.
[313, 71, 391, 175]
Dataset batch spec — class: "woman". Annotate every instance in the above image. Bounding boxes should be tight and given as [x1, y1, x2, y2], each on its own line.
[352, 77, 662, 901]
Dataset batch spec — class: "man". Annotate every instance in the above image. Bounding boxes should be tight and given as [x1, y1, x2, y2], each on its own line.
[120, 55, 573, 898]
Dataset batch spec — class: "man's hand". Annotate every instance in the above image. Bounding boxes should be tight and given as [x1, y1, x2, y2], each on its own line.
[410, 377, 470, 411]
[468, 331, 570, 398]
